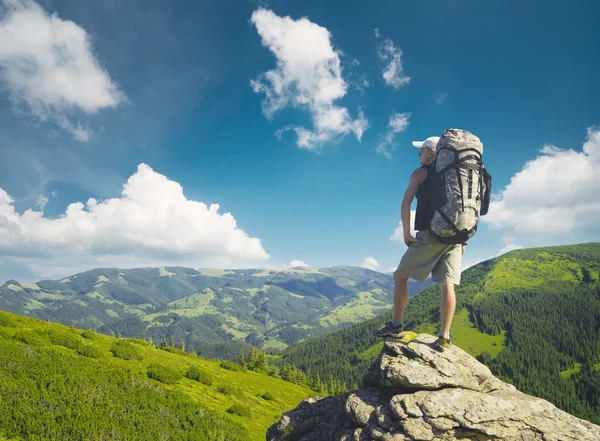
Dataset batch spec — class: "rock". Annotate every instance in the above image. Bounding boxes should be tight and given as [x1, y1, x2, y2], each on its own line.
[266, 333, 600, 441]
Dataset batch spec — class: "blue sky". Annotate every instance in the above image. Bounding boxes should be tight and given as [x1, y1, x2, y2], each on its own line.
[0, 0, 599, 281]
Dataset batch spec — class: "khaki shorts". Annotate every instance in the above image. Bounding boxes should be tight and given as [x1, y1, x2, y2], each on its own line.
[396, 230, 462, 285]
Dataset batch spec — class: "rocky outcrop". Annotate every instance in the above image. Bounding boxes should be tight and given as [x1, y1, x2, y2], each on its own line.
[266, 333, 600, 441]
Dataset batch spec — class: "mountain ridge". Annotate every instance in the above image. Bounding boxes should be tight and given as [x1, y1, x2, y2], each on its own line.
[0, 265, 432, 357]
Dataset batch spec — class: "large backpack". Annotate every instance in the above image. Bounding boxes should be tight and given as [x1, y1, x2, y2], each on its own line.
[428, 128, 492, 244]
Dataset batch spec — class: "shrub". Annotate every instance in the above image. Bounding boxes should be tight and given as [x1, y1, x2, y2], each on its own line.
[45, 329, 82, 350]
[220, 360, 244, 372]
[0, 312, 12, 327]
[186, 365, 214, 385]
[81, 330, 97, 340]
[260, 391, 276, 401]
[227, 404, 251, 417]
[77, 344, 104, 359]
[13, 331, 43, 346]
[216, 384, 243, 397]
[147, 364, 181, 384]
[110, 341, 145, 361]
[122, 338, 149, 346]
[163, 346, 186, 356]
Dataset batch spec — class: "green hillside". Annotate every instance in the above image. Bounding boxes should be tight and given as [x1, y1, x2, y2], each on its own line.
[0, 266, 405, 358]
[278, 243, 600, 424]
[0, 310, 314, 441]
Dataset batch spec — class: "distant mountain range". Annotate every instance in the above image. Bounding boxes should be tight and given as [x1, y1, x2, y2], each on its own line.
[0, 265, 432, 356]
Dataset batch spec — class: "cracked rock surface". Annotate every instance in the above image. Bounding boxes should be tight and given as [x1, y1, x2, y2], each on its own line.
[266, 333, 600, 441]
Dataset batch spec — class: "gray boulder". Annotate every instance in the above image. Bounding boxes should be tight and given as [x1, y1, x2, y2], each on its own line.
[267, 333, 600, 441]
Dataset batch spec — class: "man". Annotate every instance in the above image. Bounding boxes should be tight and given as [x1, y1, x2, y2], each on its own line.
[373, 136, 465, 351]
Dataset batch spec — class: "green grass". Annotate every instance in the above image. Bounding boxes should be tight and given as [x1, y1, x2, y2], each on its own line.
[560, 362, 583, 379]
[481, 252, 583, 296]
[0, 310, 314, 441]
[358, 342, 384, 361]
[414, 308, 505, 359]
[319, 291, 391, 327]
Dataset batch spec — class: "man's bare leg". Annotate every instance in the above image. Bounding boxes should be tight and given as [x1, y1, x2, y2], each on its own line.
[393, 272, 410, 323]
[439, 282, 456, 335]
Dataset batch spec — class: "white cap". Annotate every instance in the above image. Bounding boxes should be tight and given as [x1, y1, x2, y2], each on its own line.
[412, 136, 440, 150]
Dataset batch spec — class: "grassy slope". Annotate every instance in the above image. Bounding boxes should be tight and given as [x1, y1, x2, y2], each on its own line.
[415, 309, 506, 359]
[0, 311, 313, 441]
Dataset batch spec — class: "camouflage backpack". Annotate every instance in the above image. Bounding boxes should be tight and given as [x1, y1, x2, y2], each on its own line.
[428, 128, 492, 244]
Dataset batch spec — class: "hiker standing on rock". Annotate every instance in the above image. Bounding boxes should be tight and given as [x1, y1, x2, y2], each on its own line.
[373, 136, 465, 351]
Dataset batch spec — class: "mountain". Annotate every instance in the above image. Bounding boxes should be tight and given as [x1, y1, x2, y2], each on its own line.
[267, 333, 600, 441]
[0, 310, 313, 441]
[276, 243, 600, 424]
[0, 265, 429, 358]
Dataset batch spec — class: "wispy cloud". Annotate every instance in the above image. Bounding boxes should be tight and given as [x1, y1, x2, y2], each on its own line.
[376, 111, 411, 158]
[250, 8, 368, 151]
[34, 194, 49, 210]
[436, 92, 448, 105]
[0, 0, 125, 141]
[377, 38, 410, 90]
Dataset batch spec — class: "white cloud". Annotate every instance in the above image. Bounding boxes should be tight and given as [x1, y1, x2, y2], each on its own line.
[0, 164, 269, 280]
[483, 127, 600, 240]
[250, 8, 368, 150]
[390, 210, 417, 243]
[374, 28, 380, 39]
[436, 93, 448, 105]
[285, 259, 309, 269]
[376, 111, 411, 159]
[0, 0, 125, 140]
[360, 257, 379, 271]
[35, 194, 49, 210]
[498, 244, 524, 255]
[377, 39, 410, 90]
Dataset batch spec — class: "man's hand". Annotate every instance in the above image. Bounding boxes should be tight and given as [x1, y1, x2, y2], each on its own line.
[404, 234, 420, 248]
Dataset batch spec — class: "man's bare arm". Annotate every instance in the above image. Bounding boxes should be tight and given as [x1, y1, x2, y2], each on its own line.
[401, 169, 426, 247]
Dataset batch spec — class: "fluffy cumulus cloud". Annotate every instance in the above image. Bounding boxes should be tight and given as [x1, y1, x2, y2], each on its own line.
[360, 257, 379, 271]
[483, 127, 600, 241]
[377, 39, 410, 90]
[376, 111, 411, 159]
[390, 210, 417, 243]
[284, 260, 309, 269]
[250, 8, 368, 150]
[0, 164, 269, 280]
[0, 0, 125, 140]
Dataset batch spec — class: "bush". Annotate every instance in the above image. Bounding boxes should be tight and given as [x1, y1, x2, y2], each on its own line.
[122, 338, 149, 346]
[0, 312, 12, 327]
[216, 384, 243, 397]
[81, 330, 97, 340]
[110, 341, 145, 361]
[220, 360, 244, 372]
[45, 329, 82, 350]
[186, 365, 214, 385]
[163, 346, 186, 356]
[77, 344, 104, 359]
[260, 391, 276, 401]
[13, 331, 43, 346]
[147, 364, 181, 384]
[227, 404, 251, 417]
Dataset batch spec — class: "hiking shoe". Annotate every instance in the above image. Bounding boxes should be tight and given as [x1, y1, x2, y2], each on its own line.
[434, 336, 451, 351]
[372, 322, 404, 339]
